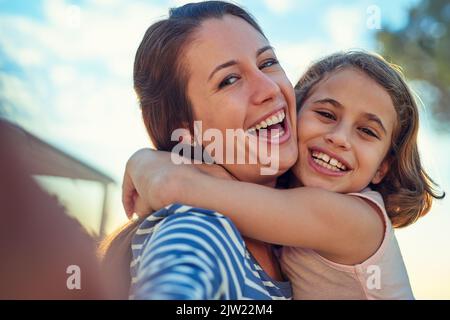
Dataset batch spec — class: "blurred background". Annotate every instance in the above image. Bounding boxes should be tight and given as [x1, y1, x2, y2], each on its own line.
[0, 0, 448, 299]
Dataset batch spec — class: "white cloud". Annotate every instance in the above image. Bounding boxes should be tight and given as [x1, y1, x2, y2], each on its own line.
[0, 73, 41, 118]
[263, 0, 296, 14]
[275, 40, 335, 84]
[324, 6, 365, 49]
[0, 0, 169, 180]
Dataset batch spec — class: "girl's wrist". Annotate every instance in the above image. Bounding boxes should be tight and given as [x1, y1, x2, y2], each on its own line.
[156, 163, 196, 207]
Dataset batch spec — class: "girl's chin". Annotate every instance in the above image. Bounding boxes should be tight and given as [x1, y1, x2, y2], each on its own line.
[300, 175, 337, 191]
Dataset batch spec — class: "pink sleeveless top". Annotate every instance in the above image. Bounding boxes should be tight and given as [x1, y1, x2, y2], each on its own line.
[280, 188, 414, 300]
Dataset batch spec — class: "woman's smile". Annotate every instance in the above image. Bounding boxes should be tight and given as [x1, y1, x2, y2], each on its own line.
[246, 107, 291, 144]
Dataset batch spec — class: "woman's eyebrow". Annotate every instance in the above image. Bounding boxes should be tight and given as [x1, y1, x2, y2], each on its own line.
[256, 45, 274, 57]
[208, 45, 274, 81]
[313, 98, 387, 134]
[208, 60, 237, 81]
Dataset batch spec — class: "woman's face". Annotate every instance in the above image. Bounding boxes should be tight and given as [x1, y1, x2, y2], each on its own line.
[292, 68, 397, 193]
[183, 15, 298, 185]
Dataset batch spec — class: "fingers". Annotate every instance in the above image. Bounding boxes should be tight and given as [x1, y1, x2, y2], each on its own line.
[134, 195, 153, 218]
[122, 171, 136, 219]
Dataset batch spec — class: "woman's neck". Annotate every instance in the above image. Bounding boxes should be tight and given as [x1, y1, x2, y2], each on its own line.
[243, 237, 284, 282]
[289, 175, 303, 188]
[236, 174, 282, 280]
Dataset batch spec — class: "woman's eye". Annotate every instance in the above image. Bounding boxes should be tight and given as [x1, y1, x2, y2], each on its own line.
[316, 111, 336, 120]
[218, 75, 239, 89]
[259, 58, 279, 69]
[360, 127, 379, 139]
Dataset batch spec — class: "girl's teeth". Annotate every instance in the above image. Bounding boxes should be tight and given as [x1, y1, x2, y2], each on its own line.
[312, 150, 347, 171]
[314, 158, 340, 172]
[321, 153, 330, 163]
[329, 158, 338, 166]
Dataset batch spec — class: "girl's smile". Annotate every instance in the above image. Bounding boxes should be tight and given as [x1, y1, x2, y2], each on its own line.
[307, 146, 352, 177]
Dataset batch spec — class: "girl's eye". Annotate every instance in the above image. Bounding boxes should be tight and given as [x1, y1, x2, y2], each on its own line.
[360, 127, 379, 139]
[218, 75, 240, 89]
[315, 111, 336, 120]
[259, 58, 279, 69]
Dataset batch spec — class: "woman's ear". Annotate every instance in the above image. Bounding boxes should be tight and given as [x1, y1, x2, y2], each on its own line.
[178, 130, 194, 145]
[178, 121, 194, 145]
[371, 159, 389, 184]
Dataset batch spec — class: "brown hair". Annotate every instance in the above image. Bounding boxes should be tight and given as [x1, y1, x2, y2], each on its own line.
[295, 50, 445, 228]
[101, 1, 267, 298]
[98, 218, 143, 299]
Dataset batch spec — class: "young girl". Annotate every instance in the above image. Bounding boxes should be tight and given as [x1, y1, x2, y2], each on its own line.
[123, 51, 444, 299]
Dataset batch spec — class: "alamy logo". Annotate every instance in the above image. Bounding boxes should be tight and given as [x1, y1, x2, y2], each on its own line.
[170, 121, 282, 175]
[66, 265, 81, 290]
[366, 265, 381, 290]
[366, 5, 381, 30]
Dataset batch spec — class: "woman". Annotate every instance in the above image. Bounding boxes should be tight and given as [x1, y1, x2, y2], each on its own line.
[101, 1, 298, 299]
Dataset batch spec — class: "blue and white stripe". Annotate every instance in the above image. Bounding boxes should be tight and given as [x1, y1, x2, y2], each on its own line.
[129, 203, 292, 300]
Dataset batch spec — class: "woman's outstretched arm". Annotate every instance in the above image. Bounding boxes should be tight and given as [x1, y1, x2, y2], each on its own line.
[124, 149, 383, 264]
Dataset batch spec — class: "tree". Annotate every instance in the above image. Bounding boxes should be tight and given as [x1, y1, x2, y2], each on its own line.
[376, 0, 450, 130]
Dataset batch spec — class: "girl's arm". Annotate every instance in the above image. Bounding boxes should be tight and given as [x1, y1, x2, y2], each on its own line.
[124, 149, 384, 264]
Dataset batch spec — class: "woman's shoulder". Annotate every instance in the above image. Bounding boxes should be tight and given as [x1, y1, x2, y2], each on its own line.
[132, 203, 246, 251]
[130, 204, 248, 283]
[156, 203, 239, 228]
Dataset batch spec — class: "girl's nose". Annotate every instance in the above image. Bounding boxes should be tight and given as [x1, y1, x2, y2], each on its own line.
[324, 126, 351, 150]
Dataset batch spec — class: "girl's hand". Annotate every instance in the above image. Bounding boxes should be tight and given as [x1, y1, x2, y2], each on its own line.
[122, 149, 236, 219]
[122, 149, 179, 219]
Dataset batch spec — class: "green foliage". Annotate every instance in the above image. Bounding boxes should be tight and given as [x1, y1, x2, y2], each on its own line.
[376, 0, 450, 129]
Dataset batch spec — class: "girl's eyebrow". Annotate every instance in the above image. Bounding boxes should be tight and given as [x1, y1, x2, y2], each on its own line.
[207, 45, 274, 81]
[313, 98, 387, 134]
[364, 113, 387, 135]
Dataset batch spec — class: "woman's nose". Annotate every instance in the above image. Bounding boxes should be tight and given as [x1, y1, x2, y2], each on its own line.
[249, 71, 281, 105]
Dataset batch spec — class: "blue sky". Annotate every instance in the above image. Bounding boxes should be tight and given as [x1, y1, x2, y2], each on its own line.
[0, 0, 423, 180]
[0, 0, 449, 299]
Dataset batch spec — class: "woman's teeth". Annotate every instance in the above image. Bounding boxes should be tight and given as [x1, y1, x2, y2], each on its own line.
[312, 150, 347, 171]
[247, 110, 285, 134]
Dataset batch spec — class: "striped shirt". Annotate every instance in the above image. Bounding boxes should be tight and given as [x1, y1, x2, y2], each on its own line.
[129, 203, 292, 300]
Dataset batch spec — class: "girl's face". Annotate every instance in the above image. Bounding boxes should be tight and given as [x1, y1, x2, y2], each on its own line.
[183, 15, 298, 185]
[292, 68, 397, 193]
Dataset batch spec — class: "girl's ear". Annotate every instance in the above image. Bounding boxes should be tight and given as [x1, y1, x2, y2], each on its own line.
[371, 159, 389, 184]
